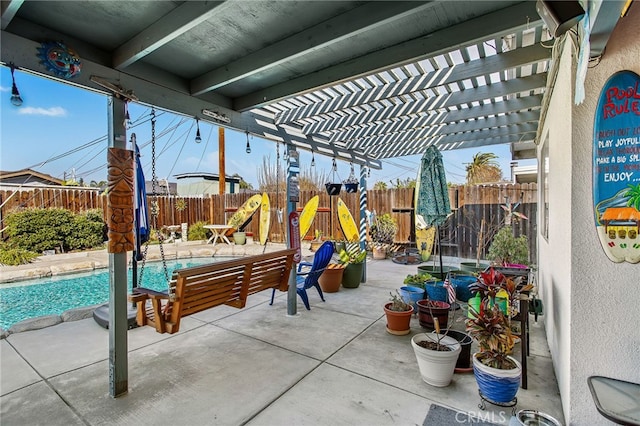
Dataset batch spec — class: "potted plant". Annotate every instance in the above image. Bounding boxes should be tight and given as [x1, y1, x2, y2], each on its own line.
[411, 329, 461, 387]
[383, 290, 414, 335]
[466, 298, 522, 404]
[310, 230, 324, 252]
[487, 225, 530, 267]
[369, 213, 398, 259]
[318, 263, 345, 293]
[338, 245, 367, 288]
[228, 211, 247, 245]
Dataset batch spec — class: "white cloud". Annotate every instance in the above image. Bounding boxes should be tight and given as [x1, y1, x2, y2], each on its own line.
[18, 106, 68, 117]
[0, 85, 10, 92]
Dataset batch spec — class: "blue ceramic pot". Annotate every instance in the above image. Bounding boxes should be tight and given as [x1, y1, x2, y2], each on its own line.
[399, 286, 425, 311]
[450, 275, 478, 302]
[424, 280, 448, 302]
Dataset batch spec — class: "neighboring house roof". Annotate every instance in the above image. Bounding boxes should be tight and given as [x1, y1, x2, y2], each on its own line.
[145, 180, 177, 195]
[174, 172, 241, 182]
[0, 169, 64, 186]
[602, 207, 640, 222]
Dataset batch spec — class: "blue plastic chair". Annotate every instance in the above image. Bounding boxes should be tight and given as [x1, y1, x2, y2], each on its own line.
[270, 240, 334, 310]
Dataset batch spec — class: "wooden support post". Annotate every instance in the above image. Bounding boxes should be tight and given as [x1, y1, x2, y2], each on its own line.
[219, 127, 225, 195]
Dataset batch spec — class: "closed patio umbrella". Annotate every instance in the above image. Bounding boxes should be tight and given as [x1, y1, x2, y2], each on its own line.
[134, 142, 150, 260]
[415, 145, 451, 273]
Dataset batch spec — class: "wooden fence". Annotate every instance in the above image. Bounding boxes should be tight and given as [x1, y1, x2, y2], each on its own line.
[0, 183, 537, 260]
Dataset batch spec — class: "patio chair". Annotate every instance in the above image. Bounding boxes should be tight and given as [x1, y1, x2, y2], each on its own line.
[270, 240, 334, 310]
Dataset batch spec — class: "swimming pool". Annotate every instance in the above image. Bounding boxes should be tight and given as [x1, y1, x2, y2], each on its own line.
[0, 257, 226, 330]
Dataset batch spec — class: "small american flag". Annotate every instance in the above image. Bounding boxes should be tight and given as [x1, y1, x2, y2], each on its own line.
[443, 274, 456, 305]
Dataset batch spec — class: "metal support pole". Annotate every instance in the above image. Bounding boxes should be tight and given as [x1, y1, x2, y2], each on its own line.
[107, 96, 128, 397]
[359, 164, 367, 283]
[285, 144, 299, 316]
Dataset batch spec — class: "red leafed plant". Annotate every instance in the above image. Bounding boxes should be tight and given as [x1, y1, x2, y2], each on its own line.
[466, 298, 516, 369]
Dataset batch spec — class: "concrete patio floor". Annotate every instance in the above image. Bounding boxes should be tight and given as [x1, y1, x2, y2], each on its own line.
[0, 243, 564, 425]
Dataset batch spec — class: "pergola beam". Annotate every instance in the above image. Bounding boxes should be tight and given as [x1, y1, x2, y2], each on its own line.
[233, 2, 540, 111]
[276, 43, 549, 125]
[1, 0, 23, 30]
[190, 1, 434, 95]
[366, 123, 538, 158]
[304, 73, 546, 135]
[113, 1, 230, 69]
[349, 110, 540, 151]
[331, 95, 542, 142]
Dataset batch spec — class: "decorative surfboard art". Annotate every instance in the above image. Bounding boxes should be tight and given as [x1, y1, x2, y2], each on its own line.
[227, 194, 262, 230]
[259, 193, 270, 245]
[593, 70, 640, 263]
[337, 197, 359, 242]
[299, 195, 319, 240]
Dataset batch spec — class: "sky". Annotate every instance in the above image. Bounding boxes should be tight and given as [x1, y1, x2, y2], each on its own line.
[1, 66, 528, 189]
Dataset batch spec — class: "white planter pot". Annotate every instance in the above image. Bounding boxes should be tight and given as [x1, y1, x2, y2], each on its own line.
[411, 333, 461, 387]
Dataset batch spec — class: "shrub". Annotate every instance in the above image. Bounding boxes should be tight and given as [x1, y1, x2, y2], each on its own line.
[487, 226, 529, 265]
[4, 208, 106, 253]
[188, 221, 210, 241]
[66, 209, 107, 250]
[5, 208, 74, 252]
[0, 243, 38, 266]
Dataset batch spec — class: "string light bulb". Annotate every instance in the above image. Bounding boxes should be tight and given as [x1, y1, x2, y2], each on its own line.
[195, 118, 202, 143]
[9, 63, 23, 106]
[311, 150, 315, 167]
[245, 131, 251, 154]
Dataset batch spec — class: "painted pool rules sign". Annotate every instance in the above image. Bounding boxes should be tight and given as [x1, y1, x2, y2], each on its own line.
[593, 70, 640, 263]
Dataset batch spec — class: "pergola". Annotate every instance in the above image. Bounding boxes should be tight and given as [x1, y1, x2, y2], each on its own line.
[1, 0, 625, 397]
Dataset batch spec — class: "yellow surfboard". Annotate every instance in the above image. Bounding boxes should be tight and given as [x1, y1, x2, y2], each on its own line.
[299, 195, 319, 240]
[337, 197, 359, 242]
[227, 193, 262, 230]
[259, 193, 270, 245]
[415, 226, 436, 261]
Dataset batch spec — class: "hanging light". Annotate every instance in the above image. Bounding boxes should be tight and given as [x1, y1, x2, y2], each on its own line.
[311, 150, 316, 167]
[195, 118, 202, 143]
[9, 63, 23, 106]
[245, 131, 251, 154]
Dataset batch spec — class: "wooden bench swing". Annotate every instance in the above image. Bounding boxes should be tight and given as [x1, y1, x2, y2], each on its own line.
[128, 249, 296, 334]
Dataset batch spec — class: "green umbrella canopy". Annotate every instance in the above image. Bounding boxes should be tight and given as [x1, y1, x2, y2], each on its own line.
[416, 145, 451, 227]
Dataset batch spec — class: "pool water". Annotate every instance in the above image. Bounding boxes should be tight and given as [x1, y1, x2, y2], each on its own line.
[0, 257, 225, 330]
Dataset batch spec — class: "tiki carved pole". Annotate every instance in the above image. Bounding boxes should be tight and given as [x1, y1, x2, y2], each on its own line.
[107, 147, 134, 253]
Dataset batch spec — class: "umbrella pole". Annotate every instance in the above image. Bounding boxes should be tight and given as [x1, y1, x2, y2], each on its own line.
[437, 224, 444, 274]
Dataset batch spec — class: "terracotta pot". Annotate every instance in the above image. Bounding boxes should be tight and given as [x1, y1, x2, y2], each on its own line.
[383, 302, 414, 335]
[310, 241, 323, 252]
[416, 299, 450, 330]
[372, 246, 386, 259]
[318, 264, 345, 293]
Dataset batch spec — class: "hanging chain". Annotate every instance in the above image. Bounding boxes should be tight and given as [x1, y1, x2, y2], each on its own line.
[137, 108, 173, 299]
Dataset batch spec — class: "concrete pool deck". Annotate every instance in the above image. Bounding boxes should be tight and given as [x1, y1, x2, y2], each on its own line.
[0, 243, 564, 425]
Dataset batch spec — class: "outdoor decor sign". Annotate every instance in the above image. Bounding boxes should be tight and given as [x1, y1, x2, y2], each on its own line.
[593, 70, 640, 263]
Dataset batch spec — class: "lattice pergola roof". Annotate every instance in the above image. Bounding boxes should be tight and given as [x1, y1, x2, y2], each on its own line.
[1, 1, 624, 168]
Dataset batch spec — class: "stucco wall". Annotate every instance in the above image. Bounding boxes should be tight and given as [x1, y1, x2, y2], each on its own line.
[570, 5, 640, 425]
[537, 37, 575, 424]
[541, 5, 640, 425]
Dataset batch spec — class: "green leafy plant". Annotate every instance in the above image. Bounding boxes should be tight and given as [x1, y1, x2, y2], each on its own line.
[625, 183, 640, 210]
[369, 213, 398, 248]
[388, 290, 412, 312]
[403, 272, 434, 289]
[4, 208, 105, 253]
[0, 243, 38, 265]
[188, 221, 210, 241]
[487, 226, 529, 265]
[338, 245, 367, 264]
[466, 299, 516, 369]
